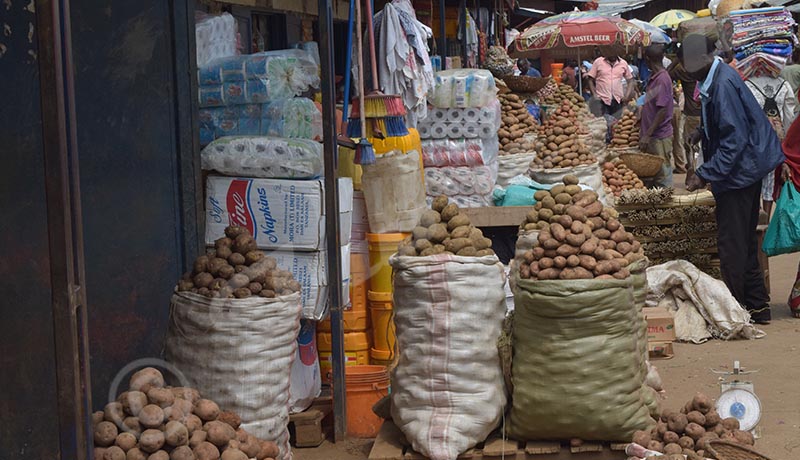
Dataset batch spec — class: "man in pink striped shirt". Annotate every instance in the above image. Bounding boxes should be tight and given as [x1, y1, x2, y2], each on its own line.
[587, 46, 636, 118]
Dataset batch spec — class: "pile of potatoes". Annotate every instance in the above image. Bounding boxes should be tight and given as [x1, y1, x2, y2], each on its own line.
[534, 78, 558, 101]
[518, 175, 644, 280]
[602, 159, 645, 197]
[399, 195, 495, 257]
[177, 226, 300, 299]
[92, 367, 280, 460]
[610, 109, 640, 148]
[632, 393, 755, 460]
[498, 92, 538, 155]
[531, 101, 596, 169]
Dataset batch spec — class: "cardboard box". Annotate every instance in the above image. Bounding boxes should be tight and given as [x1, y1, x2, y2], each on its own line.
[648, 341, 675, 360]
[205, 176, 353, 251]
[269, 244, 351, 320]
[643, 307, 676, 342]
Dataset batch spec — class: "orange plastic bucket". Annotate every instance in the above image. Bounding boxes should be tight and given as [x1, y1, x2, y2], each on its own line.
[368, 291, 396, 361]
[345, 365, 390, 438]
[551, 62, 564, 80]
[367, 233, 409, 293]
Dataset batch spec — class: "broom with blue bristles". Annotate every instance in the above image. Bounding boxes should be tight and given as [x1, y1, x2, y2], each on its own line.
[353, 0, 374, 165]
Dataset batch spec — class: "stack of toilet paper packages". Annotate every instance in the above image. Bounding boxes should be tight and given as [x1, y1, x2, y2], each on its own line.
[195, 12, 238, 68]
[201, 136, 324, 179]
[417, 100, 501, 140]
[199, 98, 322, 145]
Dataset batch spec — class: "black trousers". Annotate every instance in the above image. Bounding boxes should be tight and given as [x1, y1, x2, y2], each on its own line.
[714, 180, 771, 320]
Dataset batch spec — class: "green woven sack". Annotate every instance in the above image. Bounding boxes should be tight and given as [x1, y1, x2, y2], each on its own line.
[508, 275, 656, 441]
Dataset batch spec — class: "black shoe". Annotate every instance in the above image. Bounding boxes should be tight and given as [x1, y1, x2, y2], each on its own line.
[750, 306, 772, 325]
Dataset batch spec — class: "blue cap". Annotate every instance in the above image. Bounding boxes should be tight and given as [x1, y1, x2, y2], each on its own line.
[582, 60, 592, 70]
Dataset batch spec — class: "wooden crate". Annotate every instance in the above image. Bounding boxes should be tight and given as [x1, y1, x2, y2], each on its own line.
[369, 421, 628, 460]
[289, 395, 333, 448]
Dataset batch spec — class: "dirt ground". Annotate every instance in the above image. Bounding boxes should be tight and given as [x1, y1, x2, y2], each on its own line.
[295, 177, 800, 460]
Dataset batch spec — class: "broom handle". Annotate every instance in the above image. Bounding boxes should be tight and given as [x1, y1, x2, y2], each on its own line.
[365, 0, 379, 92]
[341, 0, 355, 124]
[356, 0, 367, 139]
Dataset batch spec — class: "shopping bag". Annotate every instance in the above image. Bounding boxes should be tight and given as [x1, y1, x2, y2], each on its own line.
[762, 182, 800, 256]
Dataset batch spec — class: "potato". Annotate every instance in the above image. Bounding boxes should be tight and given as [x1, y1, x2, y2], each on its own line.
[457, 247, 478, 257]
[537, 268, 561, 280]
[204, 421, 236, 447]
[704, 410, 721, 428]
[103, 446, 126, 460]
[553, 256, 567, 269]
[656, 420, 669, 437]
[550, 184, 567, 196]
[444, 238, 471, 254]
[258, 441, 280, 460]
[692, 394, 713, 414]
[225, 226, 247, 239]
[145, 388, 174, 409]
[129, 367, 165, 394]
[566, 255, 581, 267]
[647, 440, 664, 452]
[221, 449, 249, 460]
[678, 436, 694, 449]
[541, 196, 556, 210]
[721, 417, 740, 431]
[139, 429, 166, 453]
[613, 268, 630, 279]
[580, 239, 598, 255]
[420, 210, 442, 227]
[538, 208, 554, 221]
[554, 193, 572, 205]
[193, 256, 210, 274]
[663, 431, 679, 444]
[233, 233, 257, 254]
[412, 226, 428, 241]
[169, 446, 195, 460]
[565, 233, 586, 247]
[432, 195, 449, 212]
[733, 429, 754, 445]
[148, 451, 169, 460]
[447, 214, 471, 231]
[533, 190, 550, 201]
[193, 442, 220, 460]
[115, 432, 138, 452]
[441, 203, 459, 221]
[398, 245, 417, 256]
[189, 430, 207, 449]
[713, 424, 726, 437]
[584, 200, 603, 217]
[164, 420, 189, 447]
[139, 404, 165, 429]
[120, 391, 148, 417]
[632, 430, 651, 447]
[217, 411, 241, 430]
[239, 434, 262, 458]
[685, 422, 706, 441]
[426, 223, 450, 244]
[121, 417, 142, 436]
[564, 185, 582, 195]
[216, 245, 233, 260]
[127, 448, 147, 460]
[95, 421, 119, 447]
[687, 411, 706, 426]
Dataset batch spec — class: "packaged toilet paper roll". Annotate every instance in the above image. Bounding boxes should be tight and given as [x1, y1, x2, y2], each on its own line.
[479, 124, 495, 138]
[431, 122, 448, 139]
[417, 124, 431, 139]
[447, 124, 463, 138]
[431, 108, 448, 122]
[462, 123, 480, 138]
[462, 107, 480, 122]
[446, 108, 464, 122]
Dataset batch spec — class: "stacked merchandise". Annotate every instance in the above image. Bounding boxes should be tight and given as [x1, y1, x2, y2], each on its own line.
[195, 12, 238, 68]
[609, 107, 640, 151]
[728, 7, 797, 79]
[602, 159, 645, 199]
[197, 49, 321, 146]
[420, 69, 501, 207]
[616, 189, 721, 278]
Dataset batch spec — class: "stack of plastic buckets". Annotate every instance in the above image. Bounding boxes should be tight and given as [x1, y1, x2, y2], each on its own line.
[317, 191, 372, 382]
[366, 232, 404, 366]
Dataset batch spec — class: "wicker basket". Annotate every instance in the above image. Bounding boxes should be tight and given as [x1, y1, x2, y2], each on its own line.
[707, 440, 774, 460]
[502, 75, 550, 94]
[620, 152, 664, 177]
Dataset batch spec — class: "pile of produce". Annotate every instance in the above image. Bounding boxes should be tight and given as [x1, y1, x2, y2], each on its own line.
[631, 393, 754, 460]
[602, 159, 645, 197]
[531, 101, 596, 169]
[399, 196, 496, 257]
[483, 46, 514, 77]
[497, 91, 538, 155]
[92, 367, 279, 460]
[517, 175, 644, 280]
[610, 109, 640, 148]
[534, 78, 558, 101]
[177, 226, 301, 299]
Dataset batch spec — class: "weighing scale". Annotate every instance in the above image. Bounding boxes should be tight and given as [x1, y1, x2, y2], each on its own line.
[712, 361, 762, 434]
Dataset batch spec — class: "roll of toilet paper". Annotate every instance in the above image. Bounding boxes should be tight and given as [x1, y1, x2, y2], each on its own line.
[417, 124, 431, 139]
[431, 122, 448, 139]
[447, 124, 463, 139]
[462, 107, 480, 122]
[446, 108, 464, 122]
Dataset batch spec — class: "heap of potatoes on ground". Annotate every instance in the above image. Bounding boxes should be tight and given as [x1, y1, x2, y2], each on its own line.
[92, 367, 279, 460]
[497, 90, 538, 155]
[602, 159, 645, 197]
[611, 109, 640, 148]
[531, 101, 596, 169]
[517, 175, 645, 280]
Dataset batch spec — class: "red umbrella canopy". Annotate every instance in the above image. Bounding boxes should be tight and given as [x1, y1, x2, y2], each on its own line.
[515, 11, 650, 54]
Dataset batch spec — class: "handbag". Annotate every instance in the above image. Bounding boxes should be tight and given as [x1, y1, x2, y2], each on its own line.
[762, 182, 800, 256]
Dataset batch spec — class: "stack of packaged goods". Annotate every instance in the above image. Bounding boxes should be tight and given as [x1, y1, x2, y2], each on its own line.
[197, 49, 322, 146]
[418, 69, 500, 208]
[727, 6, 797, 80]
[195, 12, 238, 68]
[615, 189, 721, 278]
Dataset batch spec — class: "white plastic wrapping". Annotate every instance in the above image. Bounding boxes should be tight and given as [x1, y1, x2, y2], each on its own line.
[418, 100, 501, 139]
[429, 69, 498, 108]
[198, 49, 320, 106]
[425, 164, 498, 197]
[199, 98, 322, 145]
[201, 136, 323, 179]
[390, 253, 507, 460]
[165, 291, 301, 460]
[195, 12, 238, 68]
[421, 138, 499, 167]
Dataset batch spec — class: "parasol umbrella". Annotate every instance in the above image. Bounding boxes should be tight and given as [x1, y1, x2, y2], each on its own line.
[650, 9, 696, 30]
[629, 19, 671, 44]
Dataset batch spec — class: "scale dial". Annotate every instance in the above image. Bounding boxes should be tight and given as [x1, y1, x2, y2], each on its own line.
[716, 387, 761, 431]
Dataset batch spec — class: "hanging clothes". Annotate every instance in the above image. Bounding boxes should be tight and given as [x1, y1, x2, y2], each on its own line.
[458, 10, 479, 68]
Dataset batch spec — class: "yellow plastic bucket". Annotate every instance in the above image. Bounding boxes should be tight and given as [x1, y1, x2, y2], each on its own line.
[318, 252, 370, 332]
[367, 233, 409, 293]
[368, 290, 396, 361]
[317, 331, 372, 384]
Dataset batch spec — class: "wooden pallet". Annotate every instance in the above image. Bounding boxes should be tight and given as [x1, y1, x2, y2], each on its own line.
[288, 395, 333, 448]
[369, 421, 628, 460]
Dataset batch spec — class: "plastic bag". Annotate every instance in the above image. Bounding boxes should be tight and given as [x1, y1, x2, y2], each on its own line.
[425, 164, 497, 196]
[195, 12, 238, 68]
[418, 100, 501, 139]
[421, 138, 499, 167]
[762, 182, 800, 256]
[201, 136, 323, 179]
[199, 98, 322, 145]
[429, 69, 498, 108]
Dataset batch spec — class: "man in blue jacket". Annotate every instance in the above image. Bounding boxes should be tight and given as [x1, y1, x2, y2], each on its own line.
[682, 34, 785, 324]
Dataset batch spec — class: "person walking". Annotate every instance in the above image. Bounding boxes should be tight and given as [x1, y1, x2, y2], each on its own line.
[639, 44, 674, 188]
[775, 116, 800, 317]
[744, 73, 797, 215]
[780, 48, 800, 102]
[586, 46, 636, 118]
[669, 48, 702, 172]
[671, 83, 686, 174]
[682, 34, 785, 324]
[517, 58, 542, 77]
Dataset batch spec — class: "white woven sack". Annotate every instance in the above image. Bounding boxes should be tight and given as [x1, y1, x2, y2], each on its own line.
[529, 161, 609, 205]
[389, 253, 507, 460]
[361, 149, 427, 233]
[497, 152, 536, 188]
[165, 291, 302, 460]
